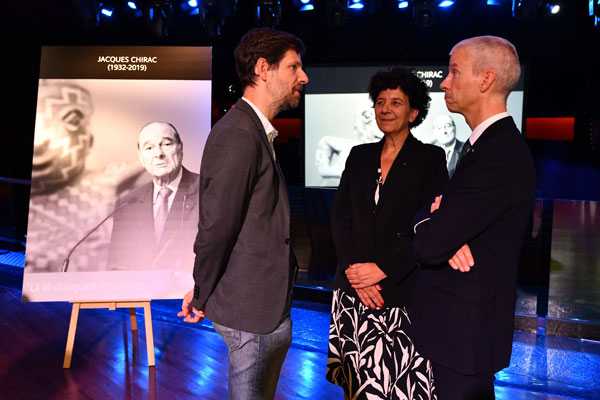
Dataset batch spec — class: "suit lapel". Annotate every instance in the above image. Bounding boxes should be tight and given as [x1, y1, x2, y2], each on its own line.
[234, 99, 290, 205]
[158, 168, 198, 248]
[134, 183, 156, 246]
[353, 141, 381, 212]
[235, 99, 276, 163]
[453, 116, 515, 176]
[375, 134, 417, 211]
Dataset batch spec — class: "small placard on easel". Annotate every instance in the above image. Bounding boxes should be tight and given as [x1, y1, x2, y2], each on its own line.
[63, 300, 155, 368]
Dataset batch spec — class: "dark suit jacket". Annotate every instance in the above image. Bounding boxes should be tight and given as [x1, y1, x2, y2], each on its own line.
[107, 166, 200, 271]
[191, 99, 295, 335]
[332, 134, 448, 307]
[411, 116, 536, 375]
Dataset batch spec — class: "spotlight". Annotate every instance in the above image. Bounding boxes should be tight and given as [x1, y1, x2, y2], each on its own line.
[349, 0, 365, 9]
[127, 1, 138, 9]
[487, 0, 502, 5]
[414, 0, 435, 27]
[512, 0, 536, 20]
[99, 2, 114, 17]
[254, 0, 281, 27]
[180, 0, 199, 15]
[199, 0, 224, 38]
[145, 0, 174, 38]
[298, 0, 315, 11]
[438, 0, 454, 7]
[546, 3, 559, 14]
[398, 1, 409, 8]
[327, 0, 348, 26]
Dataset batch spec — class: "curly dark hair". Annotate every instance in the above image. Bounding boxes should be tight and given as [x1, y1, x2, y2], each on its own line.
[367, 67, 431, 128]
[234, 28, 306, 89]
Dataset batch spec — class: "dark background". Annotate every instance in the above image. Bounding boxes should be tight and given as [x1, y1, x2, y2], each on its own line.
[1, 0, 599, 239]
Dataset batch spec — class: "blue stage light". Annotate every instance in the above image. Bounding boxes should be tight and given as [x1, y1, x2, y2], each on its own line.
[349, 0, 364, 9]
[487, 0, 502, 5]
[398, 1, 409, 8]
[127, 1, 137, 9]
[549, 4, 560, 13]
[101, 8, 114, 17]
[299, 0, 314, 11]
[438, 0, 455, 7]
[188, 0, 198, 7]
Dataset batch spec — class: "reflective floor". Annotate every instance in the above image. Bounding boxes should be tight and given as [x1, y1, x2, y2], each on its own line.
[1, 262, 599, 399]
[549, 200, 600, 322]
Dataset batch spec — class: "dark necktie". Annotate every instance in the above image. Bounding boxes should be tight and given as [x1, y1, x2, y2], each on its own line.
[457, 140, 472, 166]
[154, 187, 172, 242]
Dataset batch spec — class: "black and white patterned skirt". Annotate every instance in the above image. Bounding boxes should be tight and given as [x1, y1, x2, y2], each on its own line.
[326, 289, 437, 400]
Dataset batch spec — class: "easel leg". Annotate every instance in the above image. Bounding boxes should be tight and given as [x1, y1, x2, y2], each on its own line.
[63, 303, 81, 369]
[129, 308, 138, 331]
[143, 302, 155, 367]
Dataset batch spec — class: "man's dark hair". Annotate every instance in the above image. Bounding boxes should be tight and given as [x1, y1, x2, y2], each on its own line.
[368, 67, 431, 128]
[234, 28, 306, 89]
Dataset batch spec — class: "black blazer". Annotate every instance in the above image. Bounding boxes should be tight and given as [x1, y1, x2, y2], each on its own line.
[332, 134, 448, 307]
[107, 166, 199, 272]
[191, 99, 295, 335]
[411, 117, 536, 375]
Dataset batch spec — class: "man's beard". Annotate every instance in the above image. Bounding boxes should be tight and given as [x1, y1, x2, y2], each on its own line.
[277, 86, 302, 112]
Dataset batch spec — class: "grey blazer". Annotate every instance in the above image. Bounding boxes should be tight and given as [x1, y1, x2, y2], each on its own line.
[191, 99, 295, 334]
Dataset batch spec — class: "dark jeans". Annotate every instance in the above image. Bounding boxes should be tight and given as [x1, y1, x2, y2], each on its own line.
[213, 316, 292, 400]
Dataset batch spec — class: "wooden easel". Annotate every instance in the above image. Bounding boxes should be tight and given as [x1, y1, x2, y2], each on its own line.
[63, 300, 155, 368]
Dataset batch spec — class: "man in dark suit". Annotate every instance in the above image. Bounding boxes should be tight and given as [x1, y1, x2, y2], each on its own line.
[432, 114, 464, 177]
[178, 28, 308, 400]
[107, 122, 199, 288]
[410, 36, 536, 399]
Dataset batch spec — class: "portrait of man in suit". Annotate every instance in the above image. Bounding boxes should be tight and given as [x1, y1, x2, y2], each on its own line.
[178, 28, 308, 399]
[314, 96, 383, 186]
[410, 36, 536, 399]
[432, 114, 464, 177]
[106, 121, 199, 279]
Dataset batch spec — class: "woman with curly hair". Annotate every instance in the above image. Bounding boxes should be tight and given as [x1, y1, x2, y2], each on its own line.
[326, 67, 448, 399]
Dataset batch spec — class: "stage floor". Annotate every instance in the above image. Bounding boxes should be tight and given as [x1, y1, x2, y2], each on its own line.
[1, 262, 599, 399]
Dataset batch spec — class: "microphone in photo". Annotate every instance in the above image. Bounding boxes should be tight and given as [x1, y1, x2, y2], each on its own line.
[61, 196, 138, 272]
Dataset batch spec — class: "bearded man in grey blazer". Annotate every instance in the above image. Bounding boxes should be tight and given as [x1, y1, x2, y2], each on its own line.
[178, 28, 308, 400]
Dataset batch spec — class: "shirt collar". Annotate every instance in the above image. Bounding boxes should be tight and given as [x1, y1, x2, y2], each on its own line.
[153, 167, 182, 204]
[468, 111, 510, 146]
[242, 97, 278, 141]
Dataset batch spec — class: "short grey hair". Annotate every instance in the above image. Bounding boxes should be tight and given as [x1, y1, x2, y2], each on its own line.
[451, 36, 521, 98]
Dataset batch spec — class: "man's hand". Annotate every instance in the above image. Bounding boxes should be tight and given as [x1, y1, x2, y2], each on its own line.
[448, 244, 475, 272]
[345, 262, 387, 289]
[178, 289, 205, 323]
[355, 285, 384, 310]
[430, 195, 442, 213]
